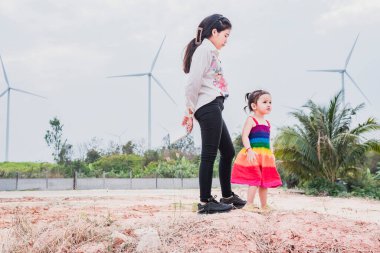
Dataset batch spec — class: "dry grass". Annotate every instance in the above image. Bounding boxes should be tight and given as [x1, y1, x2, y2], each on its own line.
[3, 211, 366, 253]
[2, 209, 138, 253]
[156, 211, 380, 253]
[159, 214, 264, 252]
[1, 189, 380, 252]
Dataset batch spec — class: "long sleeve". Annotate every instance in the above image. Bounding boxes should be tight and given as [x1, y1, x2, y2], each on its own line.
[185, 46, 211, 113]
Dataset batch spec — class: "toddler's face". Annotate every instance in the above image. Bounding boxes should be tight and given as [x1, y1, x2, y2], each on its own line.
[252, 94, 272, 115]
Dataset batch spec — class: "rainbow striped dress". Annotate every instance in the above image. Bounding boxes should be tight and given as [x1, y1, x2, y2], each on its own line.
[231, 116, 282, 188]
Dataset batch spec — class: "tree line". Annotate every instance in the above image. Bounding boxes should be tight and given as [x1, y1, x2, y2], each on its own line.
[1, 91, 379, 198]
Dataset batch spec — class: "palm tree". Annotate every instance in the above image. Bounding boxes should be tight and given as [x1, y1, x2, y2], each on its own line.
[274, 91, 380, 183]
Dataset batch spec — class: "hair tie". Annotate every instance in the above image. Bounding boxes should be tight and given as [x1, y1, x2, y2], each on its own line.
[195, 27, 203, 45]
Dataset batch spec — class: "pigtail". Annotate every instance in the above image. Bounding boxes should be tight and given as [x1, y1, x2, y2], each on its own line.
[245, 93, 250, 101]
[243, 93, 251, 112]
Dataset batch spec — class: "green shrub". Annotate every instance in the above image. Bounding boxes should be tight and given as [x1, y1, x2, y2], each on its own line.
[303, 178, 347, 196]
[0, 162, 57, 178]
[344, 168, 380, 199]
[143, 158, 199, 178]
[90, 154, 143, 178]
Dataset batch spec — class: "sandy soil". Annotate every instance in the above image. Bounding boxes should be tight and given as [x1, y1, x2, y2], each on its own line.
[1, 188, 379, 252]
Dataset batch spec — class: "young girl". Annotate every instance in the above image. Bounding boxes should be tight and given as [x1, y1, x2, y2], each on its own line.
[182, 14, 246, 214]
[231, 90, 282, 211]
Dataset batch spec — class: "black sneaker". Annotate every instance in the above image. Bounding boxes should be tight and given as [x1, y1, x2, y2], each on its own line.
[220, 192, 247, 209]
[197, 196, 233, 214]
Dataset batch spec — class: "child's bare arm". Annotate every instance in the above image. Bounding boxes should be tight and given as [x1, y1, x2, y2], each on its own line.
[242, 117, 256, 164]
[241, 117, 255, 149]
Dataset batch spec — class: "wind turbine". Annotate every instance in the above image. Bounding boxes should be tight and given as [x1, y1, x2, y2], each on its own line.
[308, 34, 371, 105]
[159, 123, 171, 147]
[107, 36, 177, 150]
[107, 128, 128, 146]
[0, 54, 46, 161]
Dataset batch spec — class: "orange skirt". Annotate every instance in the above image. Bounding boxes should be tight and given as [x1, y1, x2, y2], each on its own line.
[231, 148, 282, 188]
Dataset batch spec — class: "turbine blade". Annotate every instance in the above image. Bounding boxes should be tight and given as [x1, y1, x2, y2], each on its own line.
[345, 33, 360, 69]
[0, 89, 8, 98]
[120, 128, 128, 136]
[107, 132, 118, 137]
[158, 122, 170, 133]
[150, 36, 166, 72]
[307, 69, 343, 73]
[107, 73, 148, 78]
[0, 55, 10, 88]
[171, 133, 189, 145]
[11, 88, 46, 99]
[151, 75, 177, 105]
[345, 72, 371, 105]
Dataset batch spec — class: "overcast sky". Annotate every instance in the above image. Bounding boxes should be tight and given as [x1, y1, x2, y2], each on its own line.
[0, 0, 379, 162]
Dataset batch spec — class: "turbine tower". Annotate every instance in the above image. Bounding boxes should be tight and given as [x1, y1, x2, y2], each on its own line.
[0, 54, 46, 161]
[108, 36, 177, 150]
[308, 34, 371, 105]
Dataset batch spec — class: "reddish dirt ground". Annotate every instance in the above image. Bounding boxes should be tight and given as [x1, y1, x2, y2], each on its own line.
[1, 188, 379, 252]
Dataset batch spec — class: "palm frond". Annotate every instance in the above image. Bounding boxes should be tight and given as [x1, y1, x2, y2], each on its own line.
[350, 118, 380, 136]
[274, 90, 380, 183]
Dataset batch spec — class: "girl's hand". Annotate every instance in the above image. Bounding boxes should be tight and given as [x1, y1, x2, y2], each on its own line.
[182, 116, 193, 133]
[247, 149, 257, 165]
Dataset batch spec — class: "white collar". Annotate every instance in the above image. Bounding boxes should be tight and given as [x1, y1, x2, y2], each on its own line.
[202, 38, 219, 53]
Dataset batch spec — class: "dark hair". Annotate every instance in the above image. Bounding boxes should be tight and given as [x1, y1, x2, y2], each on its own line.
[244, 90, 270, 112]
[183, 14, 232, 73]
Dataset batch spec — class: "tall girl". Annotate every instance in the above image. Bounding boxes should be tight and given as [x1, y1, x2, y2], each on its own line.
[182, 14, 246, 214]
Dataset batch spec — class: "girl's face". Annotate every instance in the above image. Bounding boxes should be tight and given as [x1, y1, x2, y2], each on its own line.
[209, 29, 230, 50]
[251, 94, 272, 115]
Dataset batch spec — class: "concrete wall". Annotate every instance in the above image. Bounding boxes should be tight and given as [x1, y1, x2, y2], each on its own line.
[0, 178, 220, 191]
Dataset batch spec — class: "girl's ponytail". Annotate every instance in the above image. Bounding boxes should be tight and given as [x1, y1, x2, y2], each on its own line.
[183, 14, 232, 74]
[183, 38, 199, 74]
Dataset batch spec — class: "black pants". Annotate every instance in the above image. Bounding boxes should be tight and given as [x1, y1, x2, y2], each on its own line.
[194, 96, 235, 202]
